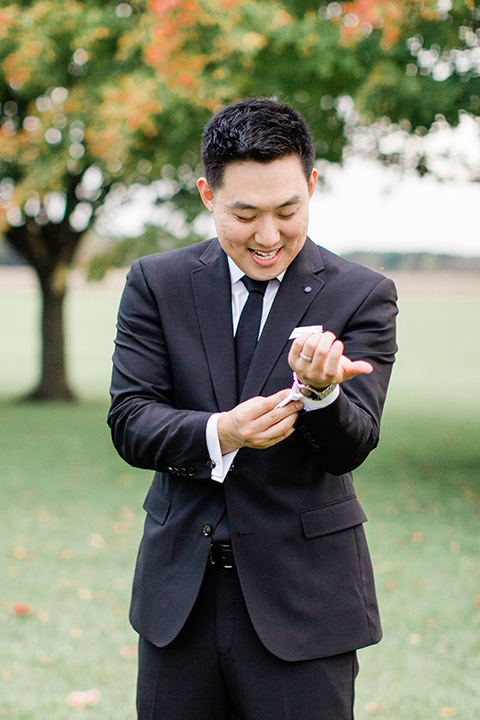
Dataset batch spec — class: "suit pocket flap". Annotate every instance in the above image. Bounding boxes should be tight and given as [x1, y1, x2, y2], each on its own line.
[300, 496, 367, 539]
[143, 483, 172, 526]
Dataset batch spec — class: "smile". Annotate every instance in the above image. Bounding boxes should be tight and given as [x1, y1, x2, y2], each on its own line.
[250, 249, 280, 260]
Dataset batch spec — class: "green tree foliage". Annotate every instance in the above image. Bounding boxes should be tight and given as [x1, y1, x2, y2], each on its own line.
[0, 0, 206, 399]
[1, 0, 479, 399]
[145, 0, 480, 171]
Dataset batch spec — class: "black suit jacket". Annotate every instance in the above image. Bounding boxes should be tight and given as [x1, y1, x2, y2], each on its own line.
[108, 237, 397, 661]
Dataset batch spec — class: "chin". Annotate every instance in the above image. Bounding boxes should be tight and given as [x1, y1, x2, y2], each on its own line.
[248, 264, 282, 280]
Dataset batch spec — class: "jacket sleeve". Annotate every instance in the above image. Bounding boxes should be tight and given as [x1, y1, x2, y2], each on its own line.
[108, 259, 213, 479]
[293, 275, 398, 475]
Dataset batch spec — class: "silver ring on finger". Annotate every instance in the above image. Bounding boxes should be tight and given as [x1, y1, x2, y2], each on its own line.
[300, 352, 312, 362]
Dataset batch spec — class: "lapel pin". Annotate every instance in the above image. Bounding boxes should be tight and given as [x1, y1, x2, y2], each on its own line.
[304, 286, 312, 293]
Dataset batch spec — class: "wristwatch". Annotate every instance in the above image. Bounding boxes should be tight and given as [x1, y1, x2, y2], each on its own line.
[294, 373, 337, 401]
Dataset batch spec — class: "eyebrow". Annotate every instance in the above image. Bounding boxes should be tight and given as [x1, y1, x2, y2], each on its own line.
[228, 195, 302, 210]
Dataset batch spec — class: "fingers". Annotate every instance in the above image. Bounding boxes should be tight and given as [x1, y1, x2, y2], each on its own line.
[250, 388, 295, 415]
[243, 408, 299, 449]
[289, 331, 338, 387]
[289, 331, 373, 387]
[318, 337, 343, 380]
[338, 357, 373, 381]
[218, 390, 303, 453]
[236, 391, 302, 436]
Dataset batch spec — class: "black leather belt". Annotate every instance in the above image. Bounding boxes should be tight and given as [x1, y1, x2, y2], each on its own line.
[209, 542, 235, 569]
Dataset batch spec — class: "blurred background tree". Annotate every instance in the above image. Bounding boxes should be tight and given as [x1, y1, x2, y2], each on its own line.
[1, 0, 479, 400]
[146, 0, 480, 174]
[0, 0, 205, 400]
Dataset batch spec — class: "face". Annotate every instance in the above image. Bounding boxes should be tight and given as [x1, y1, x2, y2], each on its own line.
[197, 156, 317, 281]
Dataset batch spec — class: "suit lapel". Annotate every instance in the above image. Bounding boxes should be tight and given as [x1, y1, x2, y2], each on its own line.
[241, 239, 325, 402]
[191, 241, 238, 411]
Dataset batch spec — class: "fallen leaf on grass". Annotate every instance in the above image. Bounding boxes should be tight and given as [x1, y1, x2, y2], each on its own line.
[90, 534, 106, 549]
[475, 594, 480, 611]
[78, 587, 93, 601]
[120, 645, 138, 660]
[11, 603, 33, 616]
[13, 547, 27, 559]
[71, 628, 83, 638]
[120, 506, 135, 521]
[409, 632, 422, 645]
[66, 689, 101, 709]
[365, 702, 383, 713]
[412, 532, 425, 543]
[441, 709, 455, 717]
[38, 657, 53, 665]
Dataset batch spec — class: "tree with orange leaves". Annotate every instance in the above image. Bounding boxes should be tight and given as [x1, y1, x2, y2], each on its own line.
[1, 0, 479, 399]
[0, 0, 208, 400]
[145, 0, 480, 168]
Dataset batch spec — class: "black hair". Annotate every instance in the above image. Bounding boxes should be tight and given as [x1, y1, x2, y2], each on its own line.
[201, 97, 315, 190]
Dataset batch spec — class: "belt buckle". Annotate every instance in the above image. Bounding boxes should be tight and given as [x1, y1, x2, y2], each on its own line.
[209, 542, 234, 569]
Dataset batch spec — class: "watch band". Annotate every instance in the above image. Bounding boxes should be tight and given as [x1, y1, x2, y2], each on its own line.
[293, 373, 337, 401]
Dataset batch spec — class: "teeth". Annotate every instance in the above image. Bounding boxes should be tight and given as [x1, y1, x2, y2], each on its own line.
[252, 249, 278, 259]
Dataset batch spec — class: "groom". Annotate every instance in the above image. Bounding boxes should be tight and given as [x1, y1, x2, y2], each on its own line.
[109, 97, 397, 719]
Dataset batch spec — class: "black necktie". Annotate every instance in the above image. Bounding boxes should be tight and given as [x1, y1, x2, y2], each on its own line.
[235, 276, 269, 399]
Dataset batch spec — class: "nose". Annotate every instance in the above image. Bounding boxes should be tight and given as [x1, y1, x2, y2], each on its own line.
[254, 216, 280, 247]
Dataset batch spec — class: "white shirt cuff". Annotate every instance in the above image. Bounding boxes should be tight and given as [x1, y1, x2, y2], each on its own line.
[206, 413, 238, 483]
[301, 384, 340, 411]
[275, 376, 340, 412]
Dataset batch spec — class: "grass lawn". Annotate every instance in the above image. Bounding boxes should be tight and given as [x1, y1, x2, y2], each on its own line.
[0, 271, 479, 719]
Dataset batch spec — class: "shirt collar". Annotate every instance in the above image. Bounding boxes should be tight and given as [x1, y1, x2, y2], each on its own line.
[227, 256, 286, 287]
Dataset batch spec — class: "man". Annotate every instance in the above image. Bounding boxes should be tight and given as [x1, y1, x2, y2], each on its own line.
[109, 97, 397, 719]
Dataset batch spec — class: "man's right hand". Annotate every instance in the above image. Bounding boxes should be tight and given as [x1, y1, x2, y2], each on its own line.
[217, 390, 303, 455]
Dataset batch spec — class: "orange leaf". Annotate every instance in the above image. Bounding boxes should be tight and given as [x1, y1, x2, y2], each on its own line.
[66, 689, 101, 709]
[120, 645, 138, 659]
[365, 701, 383, 713]
[11, 602, 33, 616]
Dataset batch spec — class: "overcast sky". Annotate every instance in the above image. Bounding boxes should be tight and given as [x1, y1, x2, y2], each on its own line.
[106, 116, 480, 258]
[308, 157, 480, 258]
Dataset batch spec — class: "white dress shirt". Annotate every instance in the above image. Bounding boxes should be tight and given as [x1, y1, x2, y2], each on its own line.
[206, 256, 339, 482]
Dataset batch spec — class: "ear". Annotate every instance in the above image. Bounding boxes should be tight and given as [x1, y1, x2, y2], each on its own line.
[197, 177, 214, 211]
[307, 168, 318, 199]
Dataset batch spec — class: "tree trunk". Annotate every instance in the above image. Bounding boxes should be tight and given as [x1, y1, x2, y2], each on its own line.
[6, 217, 82, 402]
[26, 269, 77, 402]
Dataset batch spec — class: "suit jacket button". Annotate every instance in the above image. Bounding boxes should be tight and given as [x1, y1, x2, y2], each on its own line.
[228, 462, 235, 472]
[202, 524, 212, 536]
[173, 467, 180, 475]
[179, 467, 187, 476]
[206, 460, 216, 469]
[166, 466, 173, 473]
[187, 467, 196, 477]
[298, 425, 307, 433]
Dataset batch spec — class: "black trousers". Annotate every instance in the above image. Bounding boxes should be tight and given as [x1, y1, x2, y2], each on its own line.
[137, 561, 358, 720]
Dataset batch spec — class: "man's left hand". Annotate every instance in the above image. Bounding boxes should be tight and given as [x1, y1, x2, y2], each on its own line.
[289, 331, 373, 390]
